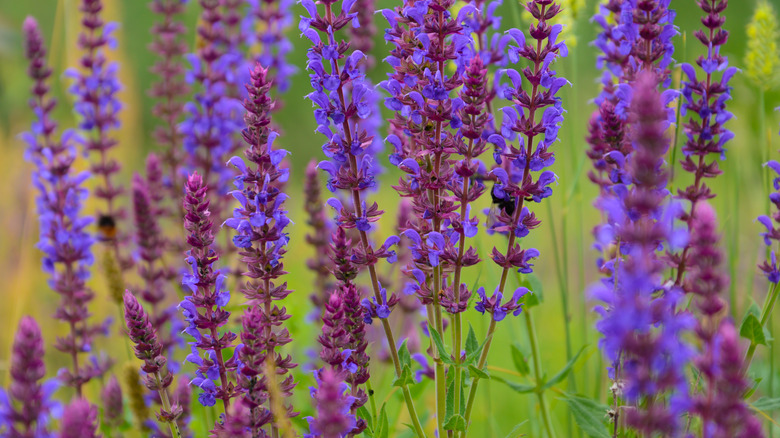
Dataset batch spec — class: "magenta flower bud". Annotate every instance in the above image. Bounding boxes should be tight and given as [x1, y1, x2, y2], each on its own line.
[124, 291, 166, 379]
[101, 375, 124, 428]
[59, 399, 99, 438]
[306, 368, 357, 438]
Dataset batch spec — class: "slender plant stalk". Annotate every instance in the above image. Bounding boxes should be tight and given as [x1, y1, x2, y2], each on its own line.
[154, 373, 182, 438]
[525, 310, 556, 438]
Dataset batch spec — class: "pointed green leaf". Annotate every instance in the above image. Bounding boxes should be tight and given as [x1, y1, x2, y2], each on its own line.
[466, 324, 479, 357]
[429, 328, 454, 365]
[510, 343, 530, 375]
[375, 404, 389, 438]
[542, 346, 587, 391]
[492, 375, 535, 393]
[752, 397, 780, 412]
[739, 314, 767, 346]
[503, 420, 529, 438]
[562, 393, 610, 438]
[357, 405, 373, 434]
[398, 340, 412, 368]
[392, 365, 416, 387]
[468, 364, 490, 379]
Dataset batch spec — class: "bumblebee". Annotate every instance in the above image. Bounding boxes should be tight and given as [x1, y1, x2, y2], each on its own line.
[97, 215, 117, 241]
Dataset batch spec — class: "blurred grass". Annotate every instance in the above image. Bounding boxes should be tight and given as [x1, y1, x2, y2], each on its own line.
[0, 0, 779, 436]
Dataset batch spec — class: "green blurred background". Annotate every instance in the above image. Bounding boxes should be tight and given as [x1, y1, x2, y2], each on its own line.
[0, 0, 779, 436]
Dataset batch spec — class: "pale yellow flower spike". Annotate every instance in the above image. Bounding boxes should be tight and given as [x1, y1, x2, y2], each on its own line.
[745, 0, 780, 90]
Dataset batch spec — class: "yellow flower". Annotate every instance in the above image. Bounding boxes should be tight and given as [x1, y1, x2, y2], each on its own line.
[745, 0, 780, 90]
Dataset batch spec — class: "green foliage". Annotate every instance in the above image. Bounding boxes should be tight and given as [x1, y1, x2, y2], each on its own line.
[562, 394, 611, 438]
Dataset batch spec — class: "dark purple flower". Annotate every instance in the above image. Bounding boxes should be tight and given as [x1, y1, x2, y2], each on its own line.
[101, 375, 124, 428]
[179, 173, 240, 411]
[58, 399, 99, 438]
[0, 316, 59, 438]
[305, 368, 357, 438]
[759, 161, 780, 282]
[305, 160, 334, 313]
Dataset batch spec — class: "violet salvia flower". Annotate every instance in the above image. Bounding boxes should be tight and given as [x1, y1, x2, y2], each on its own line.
[132, 174, 174, 340]
[695, 322, 765, 437]
[22, 16, 109, 396]
[249, 0, 297, 94]
[305, 368, 357, 438]
[685, 203, 764, 436]
[592, 71, 693, 436]
[181, 0, 244, 219]
[670, 0, 735, 287]
[226, 64, 298, 431]
[179, 173, 240, 410]
[67, 0, 126, 238]
[305, 159, 334, 313]
[300, 1, 422, 433]
[0, 316, 59, 438]
[123, 291, 183, 434]
[317, 282, 370, 434]
[101, 375, 124, 429]
[58, 399, 99, 438]
[149, 0, 190, 205]
[759, 161, 780, 282]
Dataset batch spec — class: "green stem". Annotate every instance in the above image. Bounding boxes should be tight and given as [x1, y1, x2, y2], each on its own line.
[432, 264, 446, 438]
[525, 311, 557, 438]
[744, 282, 780, 370]
[155, 373, 182, 438]
[365, 378, 379, 429]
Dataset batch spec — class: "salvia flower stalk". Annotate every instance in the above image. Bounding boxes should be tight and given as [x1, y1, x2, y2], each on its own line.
[300, 0, 423, 435]
[305, 368, 357, 438]
[304, 159, 334, 313]
[22, 16, 110, 396]
[0, 317, 59, 438]
[226, 63, 298, 435]
[149, 0, 190, 217]
[58, 399, 100, 438]
[250, 0, 297, 95]
[670, 0, 735, 289]
[179, 173, 240, 413]
[123, 292, 182, 437]
[100, 375, 124, 430]
[67, 0, 128, 264]
[592, 71, 693, 436]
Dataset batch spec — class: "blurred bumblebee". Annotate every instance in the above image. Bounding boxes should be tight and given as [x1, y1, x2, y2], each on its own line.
[486, 182, 518, 230]
[97, 215, 117, 241]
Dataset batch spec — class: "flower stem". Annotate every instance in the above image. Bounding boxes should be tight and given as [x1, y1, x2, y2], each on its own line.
[525, 310, 556, 438]
[154, 372, 182, 438]
[461, 319, 496, 438]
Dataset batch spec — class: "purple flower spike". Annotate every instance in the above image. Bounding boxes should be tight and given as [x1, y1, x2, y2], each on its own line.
[149, 0, 190, 207]
[58, 399, 99, 438]
[305, 159, 334, 313]
[101, 375, 124, 428]
[305, 368, 357, 438]
[760, 161, 780, 282]
[180, 173, 240, 411]
[22, 16, 109, 396]
[228, 63, 298, 430]
[592, 71, 693, 436]
[250, 0, 297, 93]
[0, 316, 59, 438]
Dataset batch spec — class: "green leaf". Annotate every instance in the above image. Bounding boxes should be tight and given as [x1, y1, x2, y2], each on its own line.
[752, 397, 780, 412]
[468, 364, 490, 379]
[443, 414, 467, 432]
[740, 314, 767, 346]
[492, 375, 535, 393]
[542, 346, 587, 391]
[392, 365, 416, 387]
[745, 377, 763, 399]
[375, 404, 389, 438]
[562, 394, 610, 438]
[503, 420, 528, 438]
[444, 374, 455, 421]
[357, 405, 373, 433]
[510, 343, 530, 376]
[398, 340, 412, 368]
[429, 328, 454, 365]
[465, 324, 479, 358]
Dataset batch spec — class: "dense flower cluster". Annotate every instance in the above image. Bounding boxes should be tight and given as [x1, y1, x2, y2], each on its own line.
[0, 317, 59, 438]
[22, 16, 109, 396]
[592, 71, 693, 435]
[179, 173, 240, 410]
[58, 399, 99, 438]
[181, 0, 244, 218]
[759, 161, 780, 282]
[250, 0, 297, 94]
[149, 0, 190, 208]
[305, 368, 356, 438]
[226, 63, 298, 434]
